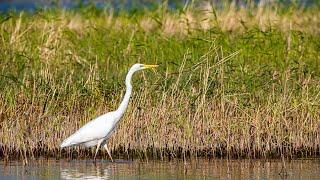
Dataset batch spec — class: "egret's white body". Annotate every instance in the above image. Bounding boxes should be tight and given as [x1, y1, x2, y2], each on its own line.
[60, 63, 158, 161]
[60, 111, 119, 148]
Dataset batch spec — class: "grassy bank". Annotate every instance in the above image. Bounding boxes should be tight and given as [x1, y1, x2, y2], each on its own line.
[0, 3, 320, 160]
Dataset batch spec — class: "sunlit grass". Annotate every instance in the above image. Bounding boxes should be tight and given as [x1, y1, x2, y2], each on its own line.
[0, 3, 319, 160]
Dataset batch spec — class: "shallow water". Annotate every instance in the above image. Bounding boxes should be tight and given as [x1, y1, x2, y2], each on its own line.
[1, 158, 320, 179]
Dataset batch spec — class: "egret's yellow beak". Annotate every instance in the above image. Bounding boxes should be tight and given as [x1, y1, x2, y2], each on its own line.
[143, 64, 159, 69]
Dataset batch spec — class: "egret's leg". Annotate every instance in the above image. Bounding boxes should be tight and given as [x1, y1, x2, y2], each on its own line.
[94, 140, 103, 162]
[103, 144, 113, 162]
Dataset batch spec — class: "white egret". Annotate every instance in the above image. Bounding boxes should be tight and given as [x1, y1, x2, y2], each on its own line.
[60, 63, 158, 162]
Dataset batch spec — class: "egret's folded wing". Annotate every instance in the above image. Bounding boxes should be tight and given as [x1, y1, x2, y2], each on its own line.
[60, 113, 115, 147]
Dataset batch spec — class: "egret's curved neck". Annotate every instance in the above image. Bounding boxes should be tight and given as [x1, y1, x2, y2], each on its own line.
[116, 68, 135, 116]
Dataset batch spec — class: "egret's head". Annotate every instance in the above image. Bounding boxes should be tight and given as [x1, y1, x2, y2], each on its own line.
[132, 63, 159, 71]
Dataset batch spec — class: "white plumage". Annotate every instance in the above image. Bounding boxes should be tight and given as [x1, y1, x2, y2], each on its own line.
[60, 112, 118, 148]
[60, 63, 158, 161]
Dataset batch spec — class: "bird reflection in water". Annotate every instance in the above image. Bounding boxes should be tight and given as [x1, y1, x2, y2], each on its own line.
[60, 162, 111, 179]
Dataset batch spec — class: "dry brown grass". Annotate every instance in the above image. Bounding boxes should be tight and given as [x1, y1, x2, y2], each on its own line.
[0, 4, 319, 160]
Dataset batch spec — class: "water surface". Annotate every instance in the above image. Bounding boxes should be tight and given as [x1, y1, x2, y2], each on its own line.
[1, 158, 320, 179]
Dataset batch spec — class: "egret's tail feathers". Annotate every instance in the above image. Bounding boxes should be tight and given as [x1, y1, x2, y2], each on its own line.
[60, 139, 73, 148]
[60, 141, 68, 148]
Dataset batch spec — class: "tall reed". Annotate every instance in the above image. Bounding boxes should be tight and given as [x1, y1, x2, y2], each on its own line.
[0, 3, 319, 160]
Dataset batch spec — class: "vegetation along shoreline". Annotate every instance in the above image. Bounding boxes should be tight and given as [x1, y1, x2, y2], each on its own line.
[0, 2, 319, 160]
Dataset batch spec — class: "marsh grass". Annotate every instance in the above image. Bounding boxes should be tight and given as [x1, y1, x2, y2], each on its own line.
[0, 3, 320, 160]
